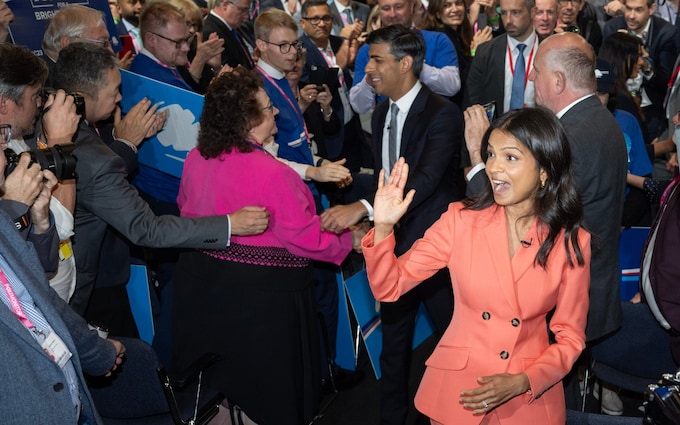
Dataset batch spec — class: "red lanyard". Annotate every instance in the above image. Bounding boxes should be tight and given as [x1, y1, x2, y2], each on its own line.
[668, 63, 680, 87]
[507, 41, 535, 90]
[256, 65, 311, 147]
[0, 268, 36, 329]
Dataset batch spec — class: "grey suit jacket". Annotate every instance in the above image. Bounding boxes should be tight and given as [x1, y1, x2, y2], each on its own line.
[329, 1, 370, 36]
[0, 207, 116, 425]
[69, 122, 230, 314]
[468, 96, 627, 340]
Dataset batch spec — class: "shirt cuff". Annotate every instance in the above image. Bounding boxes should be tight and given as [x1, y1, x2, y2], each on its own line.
[466, 162, 485, 182]
[359, 199, 373, 221]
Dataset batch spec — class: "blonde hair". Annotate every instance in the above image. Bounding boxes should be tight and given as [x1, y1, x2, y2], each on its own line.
[254, 9, 298, 41]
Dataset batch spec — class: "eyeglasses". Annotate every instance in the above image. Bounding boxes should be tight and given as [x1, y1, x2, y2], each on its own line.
[260, 39, 303, 54]
[150, 31, 196, 49]
[77, 37, 112, 50]
[301, 15, 333, 25]
[0, 124, 11, 145]
[261, 102, 275, 113]
[229, 1, 250, 15]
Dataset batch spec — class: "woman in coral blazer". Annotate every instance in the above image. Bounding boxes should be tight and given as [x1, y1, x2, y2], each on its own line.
[363, 108, 591, 425]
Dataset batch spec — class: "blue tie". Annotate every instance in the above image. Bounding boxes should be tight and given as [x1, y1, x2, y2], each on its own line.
[510, 43, 526, 110]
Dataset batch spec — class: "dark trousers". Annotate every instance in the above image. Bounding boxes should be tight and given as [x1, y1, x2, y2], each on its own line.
[379, 268, 453, 425]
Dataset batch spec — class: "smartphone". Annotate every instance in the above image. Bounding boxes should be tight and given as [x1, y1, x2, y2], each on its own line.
[482, 101, 496, 122]
[118, 34, 134, 59]
[477, 12, 488, 31]
[310, 67, 340, 92]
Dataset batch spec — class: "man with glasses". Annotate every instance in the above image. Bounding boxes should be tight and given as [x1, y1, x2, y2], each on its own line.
[203, 0, 255, 68]
[555, 0, 602, 52]
[603, 0, 678, 141]
[349, 0, 461, 114]
[129, 2, 195, 90]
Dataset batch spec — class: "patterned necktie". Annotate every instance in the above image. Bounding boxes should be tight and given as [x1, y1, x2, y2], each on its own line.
[342, 8, 354, 25]
[510, 43, 526, 110]
[388, 103, 400, 172]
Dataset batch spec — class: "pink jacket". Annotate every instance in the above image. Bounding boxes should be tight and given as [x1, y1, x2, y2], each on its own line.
[362, 202, 590, 424]
[178, 147, 351, 265]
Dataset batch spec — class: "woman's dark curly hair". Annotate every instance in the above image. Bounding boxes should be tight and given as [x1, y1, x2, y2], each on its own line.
[464, 107, 587, 269]
[198, 67, 266, 158]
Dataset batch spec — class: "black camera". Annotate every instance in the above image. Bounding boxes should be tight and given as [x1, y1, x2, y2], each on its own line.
[643, 372, 680, 425]
[564, 24, 580, 33]
[4, 144, 77, 180]
[40, 88, 85, 116]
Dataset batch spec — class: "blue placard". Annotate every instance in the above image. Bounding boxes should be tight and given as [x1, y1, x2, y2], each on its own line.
[618, 227, 650, 301]
[119, 70, 204, 178]
[342, 269, 434, 379]
[126, 264, 154, 344]
[6, 0, 122, 57]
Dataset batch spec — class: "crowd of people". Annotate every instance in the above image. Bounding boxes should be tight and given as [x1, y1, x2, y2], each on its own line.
[0, 0, 679, 423]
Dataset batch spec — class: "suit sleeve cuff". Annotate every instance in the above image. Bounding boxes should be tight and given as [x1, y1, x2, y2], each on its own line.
[466, 162, 485, 182]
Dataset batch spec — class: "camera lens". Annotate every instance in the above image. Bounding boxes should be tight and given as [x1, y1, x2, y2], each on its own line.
[4, 144, 77, 180]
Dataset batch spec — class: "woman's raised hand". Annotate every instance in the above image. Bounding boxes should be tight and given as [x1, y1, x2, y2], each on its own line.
[373, 157, 415, 241]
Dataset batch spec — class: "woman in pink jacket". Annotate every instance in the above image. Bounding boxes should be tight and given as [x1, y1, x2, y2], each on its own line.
[362, 108, 591, 425]
[173, 69, 352, 425]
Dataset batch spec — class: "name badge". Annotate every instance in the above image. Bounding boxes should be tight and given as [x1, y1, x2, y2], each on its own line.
[40, 330, 73, 368]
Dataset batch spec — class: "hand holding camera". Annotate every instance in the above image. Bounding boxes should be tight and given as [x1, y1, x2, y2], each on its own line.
[2, 154, 57, 234]
[41, 89, 82, 146]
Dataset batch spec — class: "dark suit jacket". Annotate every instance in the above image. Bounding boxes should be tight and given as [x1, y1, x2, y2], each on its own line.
[203, 13, 254, 69]
[301, 34, 361, 160]
[371, 84, 466, 255]
[329, 1, 370, 36]
[0, 208, 116, 425]
[463, 34, 507, 115]
[468, 96, 627, 340]
[69, 122, 230, 315]
[603, 16, 678, 115]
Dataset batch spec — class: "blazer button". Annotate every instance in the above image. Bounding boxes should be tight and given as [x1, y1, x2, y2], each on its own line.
[482, 312, 491, 320]
[511, 318, 520, 327]
[500, 351, 509, 360]
[53, 382, 64, 392]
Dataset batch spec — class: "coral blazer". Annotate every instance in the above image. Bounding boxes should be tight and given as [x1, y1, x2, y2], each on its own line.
[362, 203, 591, 425]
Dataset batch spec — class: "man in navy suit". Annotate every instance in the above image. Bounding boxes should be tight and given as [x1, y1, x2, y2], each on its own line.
[464, 0, 538, 116]
[203, 0, 255, 68]
[116, 0, 144, 53]
[321, 25, 465, 425]
[603, 0, 678, 140]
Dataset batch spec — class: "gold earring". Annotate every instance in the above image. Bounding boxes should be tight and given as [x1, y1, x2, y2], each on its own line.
[540, 179, 546, 188]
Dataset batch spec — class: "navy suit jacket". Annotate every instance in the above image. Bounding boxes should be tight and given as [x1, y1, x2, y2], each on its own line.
[203, 13, 254, 69]
[0, 208, 116, 425]
[603, 16, 678, 114]
[371, 84, 466, 255]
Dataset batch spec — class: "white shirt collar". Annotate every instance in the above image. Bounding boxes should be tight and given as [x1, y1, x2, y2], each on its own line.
[556, 93, 595, 118]
[257, 59, 286, 79]
[334, 0, 350, 13]
[122, 18, 137, 32]
[507, 30, 537, 51]
[390, 81, 422, 116]
[210, 9, 233, 31]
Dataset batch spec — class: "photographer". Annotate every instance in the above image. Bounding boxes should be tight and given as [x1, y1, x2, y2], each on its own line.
[0, 44, 82, 277]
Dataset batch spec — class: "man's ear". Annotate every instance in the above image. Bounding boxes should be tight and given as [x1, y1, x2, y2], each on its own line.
[400, 55, 414, 74]
[554, 70, 566, 95]
[0, 96, 9, 115]
[59, 36, 71, 50]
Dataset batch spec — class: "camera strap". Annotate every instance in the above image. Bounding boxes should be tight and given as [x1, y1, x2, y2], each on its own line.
[13, 213, 29, 232]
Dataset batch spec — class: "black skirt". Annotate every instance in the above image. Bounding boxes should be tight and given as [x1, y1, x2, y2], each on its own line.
[172, 249, 321, 425]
